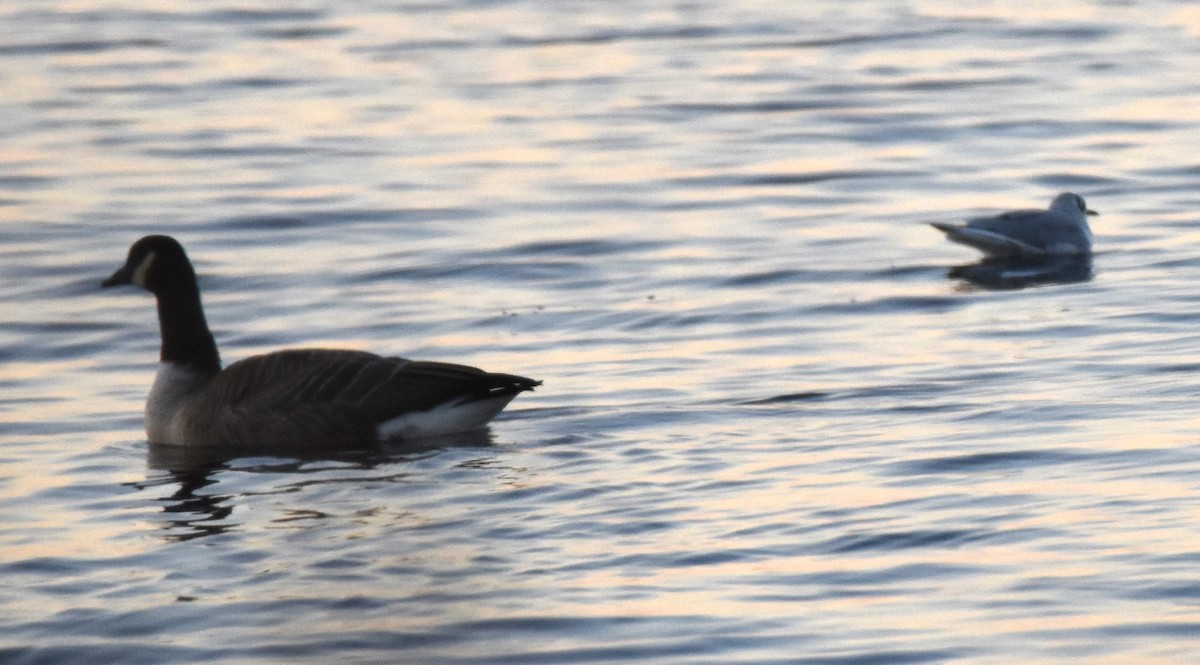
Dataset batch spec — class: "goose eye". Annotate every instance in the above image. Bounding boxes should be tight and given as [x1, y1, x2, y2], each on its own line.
[1076, 196, 1086, 212]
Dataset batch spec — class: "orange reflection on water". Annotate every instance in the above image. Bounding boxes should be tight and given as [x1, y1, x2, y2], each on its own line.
[1171, 6, 1200, 37]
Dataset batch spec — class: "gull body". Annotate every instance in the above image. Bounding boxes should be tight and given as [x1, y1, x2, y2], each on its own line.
[931, 192, 1097, 259]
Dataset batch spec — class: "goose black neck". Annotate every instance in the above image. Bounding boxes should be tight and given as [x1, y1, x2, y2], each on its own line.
[155, 278, 221, 375]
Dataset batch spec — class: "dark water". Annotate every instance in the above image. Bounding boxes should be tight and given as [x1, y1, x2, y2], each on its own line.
[5, 1, 1200, 663]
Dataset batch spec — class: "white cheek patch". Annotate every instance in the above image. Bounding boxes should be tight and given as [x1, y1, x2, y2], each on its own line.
[131, 251, 156, 288]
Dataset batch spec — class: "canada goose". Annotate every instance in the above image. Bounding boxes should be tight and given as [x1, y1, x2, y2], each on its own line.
[931, 192, 1097, 259]
[102, 235, 540, 448]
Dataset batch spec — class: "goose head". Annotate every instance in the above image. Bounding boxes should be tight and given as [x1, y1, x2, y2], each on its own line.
[102, 235, 196, 295]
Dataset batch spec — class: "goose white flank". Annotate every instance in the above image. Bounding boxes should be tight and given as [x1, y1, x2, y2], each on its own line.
[102, 235, 540, 448]
[930, 192, 1097, 259]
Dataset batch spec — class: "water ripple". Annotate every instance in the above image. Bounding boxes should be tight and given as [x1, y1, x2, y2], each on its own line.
[892, 450, 1085, 476]
[6, 1, 1200, 663]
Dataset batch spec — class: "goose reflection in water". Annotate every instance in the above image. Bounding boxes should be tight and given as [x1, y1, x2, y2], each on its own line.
[144, 428, 494, 473]
[945, 254, 1093, 291]
[130, 430, 495, 541]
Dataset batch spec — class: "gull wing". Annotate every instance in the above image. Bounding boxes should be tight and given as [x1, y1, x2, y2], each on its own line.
[930, 222, 1046, 259]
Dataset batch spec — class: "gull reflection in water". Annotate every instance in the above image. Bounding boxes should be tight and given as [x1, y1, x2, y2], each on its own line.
[945, 255, 1093, 291]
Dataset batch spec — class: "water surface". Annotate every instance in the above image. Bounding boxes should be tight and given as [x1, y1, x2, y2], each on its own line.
[5, 1, 1200, 663]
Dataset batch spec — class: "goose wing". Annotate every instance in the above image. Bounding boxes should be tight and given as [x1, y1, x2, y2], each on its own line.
[179, 349, 538, 447]
[220, 348, 537, 411]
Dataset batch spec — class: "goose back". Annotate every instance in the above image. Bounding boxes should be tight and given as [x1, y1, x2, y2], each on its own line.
[166, 349, 539, 448]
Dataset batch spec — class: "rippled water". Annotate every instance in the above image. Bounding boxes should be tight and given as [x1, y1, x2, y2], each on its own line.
[6, 1, 1200, 663]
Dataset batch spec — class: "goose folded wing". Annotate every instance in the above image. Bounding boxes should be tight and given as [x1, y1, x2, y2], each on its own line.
[210, 349, 538, 421]
[179, 399, 378, 449]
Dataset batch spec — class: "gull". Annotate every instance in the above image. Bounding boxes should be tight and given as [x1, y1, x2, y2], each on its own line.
[931, 192, 1097, 259]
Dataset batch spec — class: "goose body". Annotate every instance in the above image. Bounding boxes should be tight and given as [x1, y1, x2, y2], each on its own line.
[103, 235, 539, 448]
[931, 192, 1097, 259]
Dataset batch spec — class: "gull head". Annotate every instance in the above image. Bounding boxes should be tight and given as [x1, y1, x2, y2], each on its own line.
[1049, 192, 1098, 221]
